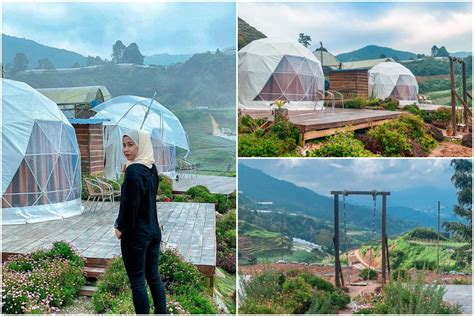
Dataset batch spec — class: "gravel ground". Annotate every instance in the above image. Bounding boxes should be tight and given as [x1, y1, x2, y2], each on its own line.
[60, 296, 95, 314]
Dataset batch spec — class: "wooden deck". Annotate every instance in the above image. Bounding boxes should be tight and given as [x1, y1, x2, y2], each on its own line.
[241, 108, 401, 143]
[1, 202, 216, 276]
[173, 174, 236, 195]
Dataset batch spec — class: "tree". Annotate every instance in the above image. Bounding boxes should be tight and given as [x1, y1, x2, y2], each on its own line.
[37, 58, 55, 70]
[86, 56, 105, 66]
[11, 53, 29, 74]
[443, 159, 472, 268]
[436, 46, 450, 57]
[298, 33, 311, 48]
[431, 45, 439, 57]
[122, 43, 144, 65]
[112, 40, 126, 63]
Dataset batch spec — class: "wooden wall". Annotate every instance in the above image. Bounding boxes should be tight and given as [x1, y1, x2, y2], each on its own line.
[329, 70, 369, 99]
[73, 124, 104, 175]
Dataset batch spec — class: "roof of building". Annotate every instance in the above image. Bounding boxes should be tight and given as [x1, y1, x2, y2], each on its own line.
[37, 86, 112, 105]
[68, 118, 109, 125]
[339, 58, 395, 70]
[313, 50, 340, 67]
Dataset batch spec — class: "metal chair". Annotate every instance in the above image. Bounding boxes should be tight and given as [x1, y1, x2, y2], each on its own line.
[94, 178, 116, 211]
[97, 177, 121, 202]
[84, 178, 103, 213]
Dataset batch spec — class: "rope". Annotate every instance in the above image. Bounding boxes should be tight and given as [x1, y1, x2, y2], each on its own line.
[367, 190, 377, 284]
[343, 190, 351, 284]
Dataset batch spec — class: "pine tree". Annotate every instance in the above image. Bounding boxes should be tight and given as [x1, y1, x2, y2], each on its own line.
[443, 159, 472, 268]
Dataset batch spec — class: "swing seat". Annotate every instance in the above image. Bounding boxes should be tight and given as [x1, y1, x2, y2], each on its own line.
[349, 281, 369, 286]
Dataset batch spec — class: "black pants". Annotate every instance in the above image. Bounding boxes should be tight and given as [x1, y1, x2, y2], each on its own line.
[121, 234, 167, 314]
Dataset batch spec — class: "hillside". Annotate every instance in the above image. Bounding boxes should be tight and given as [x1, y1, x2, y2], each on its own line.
[145, 53, 192, 66]
[238, 164, 452, 234]
[336, 45, 417, 62]
[238, 17, 266, 50]
[360, 228, 468, 272]
[2, 34, 87, 69]
[9, 50, 236, 109]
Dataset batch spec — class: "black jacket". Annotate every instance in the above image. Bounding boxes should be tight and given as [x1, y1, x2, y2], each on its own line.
[115, 163, 160, 239]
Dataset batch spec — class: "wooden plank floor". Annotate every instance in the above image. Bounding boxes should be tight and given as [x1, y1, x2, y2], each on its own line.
[2, 202, 216, 275]
[241, 108, 401, 133]
[173, 174, 236, 195]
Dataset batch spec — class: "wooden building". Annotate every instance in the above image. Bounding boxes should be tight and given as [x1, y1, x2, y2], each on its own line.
[70, 119, 106, 176]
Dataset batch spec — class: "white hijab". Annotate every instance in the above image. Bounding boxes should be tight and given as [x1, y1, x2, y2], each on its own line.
[123, 130, 155, 169]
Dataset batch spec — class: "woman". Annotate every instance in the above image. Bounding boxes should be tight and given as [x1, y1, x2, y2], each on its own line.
[114, 130, 167, 314]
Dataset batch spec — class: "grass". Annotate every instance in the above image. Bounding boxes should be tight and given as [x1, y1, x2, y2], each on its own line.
[214, 268, 236, 314]
[360, 232, 467, 272]
[258, 250, 325, 264]
[176, 109, 235, 174]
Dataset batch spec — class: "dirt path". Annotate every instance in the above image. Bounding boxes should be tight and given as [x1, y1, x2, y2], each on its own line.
[429, 142, 471, 157]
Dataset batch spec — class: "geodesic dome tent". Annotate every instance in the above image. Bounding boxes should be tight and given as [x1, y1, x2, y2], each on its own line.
[2, 79, 83, 224]
[239, 38, 325, 110]
[92, 95, 189, 179]
[368, 62, 418, 106]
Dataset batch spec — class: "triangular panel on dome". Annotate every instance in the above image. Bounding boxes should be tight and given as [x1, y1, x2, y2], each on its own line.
[259, 74, 284, 94]
[36, 121, 62, 152]
[58, 154, 76, 187]
[60, 125, 79, 154]
[274, 56, 296, 74]
[4, 159, 41, 194]
[299, 59, 315, 76]
[274, 73, 295, 92]
[285, 75, 305, 96]
[24, 154, 59, 191]
[285, 56, 304, 73]
[26, 122, 58, 155]
[2, 192, 42, 208]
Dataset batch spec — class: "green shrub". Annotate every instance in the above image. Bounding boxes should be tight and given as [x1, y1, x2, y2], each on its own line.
[359, 268, 377, 280]
[158, 175, 173, 200]
[240, 270, 349, 314]
[94, 249, 216, 314]
[345, 96, 367, 109]
[239, 116, 300, 157]
[381, 97, 399, 111]
[173, 194, 191, 202]
[300, 272, 335, 292]
[367, 98, 384, 107]
[2, 243, 85, 314]
[239, 133, 293, 157]
[281, 277, 313, 313]
[374, 276, 461, 314]
[47, 241, 84, 267]
[392, 269, 410, 281]
[368, 123, 412, 156]
[186, 185, 234, 214]
[309, 131, 374, 157]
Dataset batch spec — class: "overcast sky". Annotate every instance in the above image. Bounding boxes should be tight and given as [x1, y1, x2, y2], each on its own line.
[239, 159, 455, 196]
[239, 1, 472, 55]
[2, 2, 236, 58]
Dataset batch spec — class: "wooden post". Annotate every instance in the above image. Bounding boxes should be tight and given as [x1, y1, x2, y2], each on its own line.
[437, 201, 440, 275]
[449, 57, 457, 135]
[381, 194, 387, 285]
[462, 61, 468, 132]
[334, 193, 341, 288]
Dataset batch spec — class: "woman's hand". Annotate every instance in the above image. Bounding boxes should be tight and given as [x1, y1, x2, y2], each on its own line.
[115, 228, 122, 240]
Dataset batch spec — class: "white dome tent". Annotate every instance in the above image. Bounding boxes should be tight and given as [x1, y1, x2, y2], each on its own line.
[2, 79, 83, 224]
[239, 38, 325, 110]
[92, 95, 190, 179]
[368, 62, 419, 106]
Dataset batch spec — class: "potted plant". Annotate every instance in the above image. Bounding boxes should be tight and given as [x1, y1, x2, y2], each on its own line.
[272, 99, 289, 120]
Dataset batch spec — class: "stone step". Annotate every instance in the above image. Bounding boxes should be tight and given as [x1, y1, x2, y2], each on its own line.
[84, 266, 106, 279]
[79, 285, 97, 297]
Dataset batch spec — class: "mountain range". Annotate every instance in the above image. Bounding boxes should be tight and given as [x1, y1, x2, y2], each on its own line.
[2, 34, 195, 69]
[238, 164, 460, 235]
